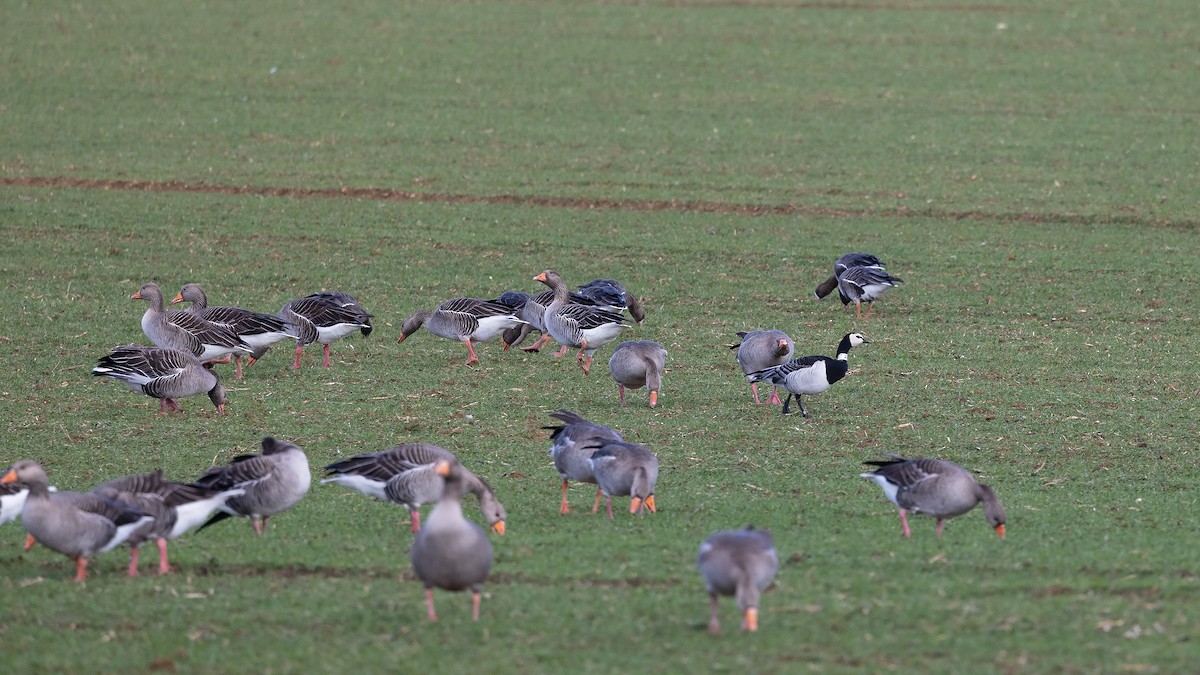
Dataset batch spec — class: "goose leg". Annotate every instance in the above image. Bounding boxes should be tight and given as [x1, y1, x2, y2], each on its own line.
[708, 595, 721, 634]
[165, 398, 182, 413]
[410, 510, 422, 533]
[322, 344, 332, 368]
[157, 537, 171, 574]
[936, 519, 945, 538]
[234, 355, 245, 380]
[618, 385, 627, 407]
[521, 333, 553, 352]
[856, 301, 864, 319]
[73, 556, 89, 582]
[899, 509, 912, 538]
[425, 588, 438, 621]
[292, 344, 304, 369]
[463, 339, 480, 365]
[797, 396, 809, 418]
[471, 591, 482, 621]
[591, 487, 603, 514]
[605, 495, 614, 519]
[560, 479, 571, 514]
[23, 533, 36, 551]
[781, 393, 795, 415]
[750, 382, 762, 405]
[865, 302, 874, 319]
[766, 386, 782, 406]
[127, 546, 141, 577]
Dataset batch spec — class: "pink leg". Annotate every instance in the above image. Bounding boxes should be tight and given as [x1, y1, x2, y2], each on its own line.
[157, 538, 171, 575]
[252, 517, 265, 536]
[750, 383, 762, 405]
[464, 339, 479, 365]
[591, 487, 603, 514]
[73, 557, 89, 582]
[234, 356, 244, 380]
[292, 345, 303, 369]
[708, 595, 721, 634]
[560, 480, 571, 514]
[410, 510, 421, 533]
[936, 519, 945, 538]
[127, 546, 141, 577]
[322, 343, 332, 368]
[24, 533, 36, 551]
[425, 588, 438, 621]
[472, 591, 482, 621]
[552, 344, 569, 357]
[865, 303, 875, 319]
[856, 302, 864, 319]
[605, 496, 614, 519]
[766, 387, 782, 405]
[618, 385, 627, 407]
[522, 334, 553, 352]
[899, 509, 912, 538]
[165, 398, 182, 412]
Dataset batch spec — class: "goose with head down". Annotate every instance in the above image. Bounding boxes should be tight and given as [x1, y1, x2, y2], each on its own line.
[860, 455, 1006, 539]
[588, 440, 659, 519]
[278, 291, 373, 369]
[544, 409, 623, 515]
[608, 340, 667, 408]
[697, 526, 779, 633]
[729, 329, 794, 405]
[92, 345, 227, 415]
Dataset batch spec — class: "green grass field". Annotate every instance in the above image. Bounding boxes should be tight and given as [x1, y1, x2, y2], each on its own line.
[2, 1, 1198, 672]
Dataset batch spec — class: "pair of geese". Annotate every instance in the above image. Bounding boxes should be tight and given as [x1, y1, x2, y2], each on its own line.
[92, 284, 374, 414]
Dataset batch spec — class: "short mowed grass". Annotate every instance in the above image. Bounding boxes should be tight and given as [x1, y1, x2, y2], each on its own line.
[2, 1, 1198, 673]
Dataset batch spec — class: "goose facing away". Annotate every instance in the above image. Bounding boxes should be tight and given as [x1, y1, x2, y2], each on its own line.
[837, 265, 903, 319]
[278, 291, 373, 369]
[577, 278, 646, 324]
[544, 409, 623, 514]
[534, 270, 629, 375]
[729, 330, 794, 405]
[588, 440, 659, 518]
[131, 283, 252, 364]
[92, 470, 246, 576]
[172, 283, 298, 378]
[411, 459, 494, 621]
[748, 333, 869, 417]
[194, 437, 311, 535]
[697, 526, 779, 633]
[860, 455, 1006, 538]
[814, 252, 883, 300]
[396, 297, 527, 365]
[608, 340, 667, 407]
[93, 345, 227, 415]
[2, 460, 154, 582]
[321, 443, 506, 535]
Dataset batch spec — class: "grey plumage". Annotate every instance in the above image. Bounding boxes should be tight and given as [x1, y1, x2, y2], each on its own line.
[608, 340, 667, 408]
[93, 345, 227, 414]
[813, 252, 883, 300]
[194, 437, 311, 535]
[173, 283, 298, 376]
[131, 283, 253, 363]
[697, 526, 779, 633]
[278, 291, 373, 368]
[748, 333, 869, 417]
[587, 440, 659, 518]
[545, 410, 623, 514]
[396, 297, 526, 365]
[860, 455, 1006, 538]
[729, 329, 794, 405]
[534, 270, 629, 375]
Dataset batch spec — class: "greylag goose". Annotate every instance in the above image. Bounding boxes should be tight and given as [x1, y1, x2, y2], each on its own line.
[321, 443, 506, 534]
[278, 291, 373, 369]
[578, 278, 646, 324]
[697, 526, 779, 633]
[608, 340, 667, 407]
[131, 283, 252, 364]
[411, 459, 494, 621]
[836, 265, 904, 319]
[860, 455, 1006, 538]
[814, 252, 882, 300]
[748, 332, 869, 417]
[194, 437, 311, 535]
[172, 283, 298, 378]
[534, 270, 629, 375]
[588, 440, 659, 518]
[728, 330, 794, 405]
[497, 290, 552, 351]
[397, 297, 527, 365]
[93, 345, 227, 414]
[92, 470, 245, 576]
[544, 409, 623, 514]
[2, 460, 153, 581]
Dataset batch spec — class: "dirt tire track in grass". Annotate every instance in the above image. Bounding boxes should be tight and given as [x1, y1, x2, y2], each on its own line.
[1, 175, 1187, 228]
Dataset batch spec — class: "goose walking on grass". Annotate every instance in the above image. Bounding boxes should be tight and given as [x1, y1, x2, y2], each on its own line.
[535, 270, 629, 375]
[278, 291, 373, 369]
[411, 459, 494, 622]
[608, 340, 667, 408]
[2, 461, 153, 582]
[836, 265, 904, 320]
[321, 443, 506, 535]
[748, 332, 868, 418]
[397, 297, 527, 365]
[859, 455, 1006, 538]
[729, 330, 794, 405]
[172, 283, 298, 378]
[92, 345, 227, 415]
[195, 437, 311, 535]
[132, 283, 252, 364]
[813, 252, 883, 300]
[545, 410, 623, 515]
[92, 470, 245, 576]
[588, 440, 659, 518]
[697, 526, 779, 634]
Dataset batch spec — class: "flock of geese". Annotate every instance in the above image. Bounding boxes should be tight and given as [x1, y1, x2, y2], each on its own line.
[2, 254, 1008, 632]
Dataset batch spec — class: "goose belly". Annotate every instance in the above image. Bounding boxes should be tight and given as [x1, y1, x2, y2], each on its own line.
[782, 361, 834, 395]
[315, 322, 363, 344]
[471, 314, 524, 342]
[579, 323, 625, 352]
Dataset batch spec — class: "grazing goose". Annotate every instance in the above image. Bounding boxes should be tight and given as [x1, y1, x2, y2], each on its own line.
[608, 340, 667, 407]
[172, 283, 298, 378]
[321, 443, 506, 535]
[131, 283, 253, 364]
[194, 437, 311, 535]
[860, 455, 1006, 538]
[2, 460, 154, 582]
[544, 409, 623, 514]
[577, 278, 646, 324]
[836, 265, 904, 319]
[588, 440, 659, 518]
[93, 345, 227, 415]
[93, 470, 245, 576]
[728, 330, 795, 405]
[814, 252, 883, 300]
[397, 297, 527, 365]
[535, 270, 629, 375]
[697, 526, 779, 634]
[748, 332, 869, 417]
[278, 291, 373, 369]
[497, 290, 553, 352]
[411, 459, 494, 621]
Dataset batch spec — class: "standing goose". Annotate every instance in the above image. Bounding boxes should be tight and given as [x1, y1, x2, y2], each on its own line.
[588, 440, 659, 518]
[278, 291, 373, 369]
[814, 252, 883, 300]
[497, 290, 554, 352]
[194, 437, 311, 535]
[92, 470, 246, 576]
[860, 455, 1006, 538]
[837, 265, 904, 319]
[172, 283, 298, 378]
[131, 283, 253, 364]
[411, 459, 494, 622]
[396, 297, 527, 365]
[729, 330, 795, 405]
[534, 270, 629, 375]
[608, 340, 667, 408]
[697, 526, 779, 634]
[544, 409, 623, 514]
[1, 461, 153, 582]
[748, 332, 869, 417]
[321, 443, 506, 535]
[93, 345, 227, 415]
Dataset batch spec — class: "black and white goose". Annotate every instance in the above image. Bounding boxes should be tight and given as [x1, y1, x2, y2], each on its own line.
[278, 291, 373, 369]
[748, 332, 869, 417]
[397, 296, 527, 365]
[813, 253, 882, 300]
